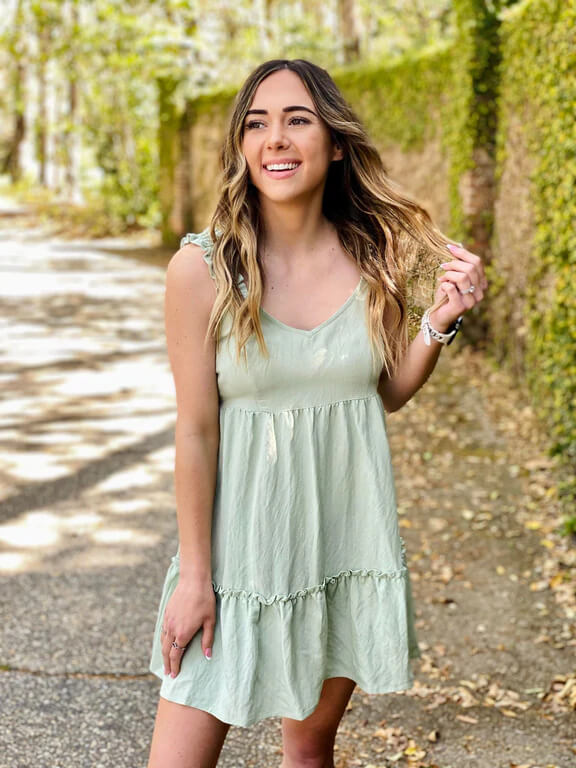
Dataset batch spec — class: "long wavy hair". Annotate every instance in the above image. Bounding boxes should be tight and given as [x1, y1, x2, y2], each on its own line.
[202, 58, 457, 379]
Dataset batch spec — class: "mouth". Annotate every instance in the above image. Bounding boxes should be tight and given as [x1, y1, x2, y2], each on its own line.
[262, 162, 302, 179]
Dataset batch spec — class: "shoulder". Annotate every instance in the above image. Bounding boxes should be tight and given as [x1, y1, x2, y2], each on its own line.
[167, 229, 215, 285]
[178, 228, 215, 279]
[165, 232, 216, 313]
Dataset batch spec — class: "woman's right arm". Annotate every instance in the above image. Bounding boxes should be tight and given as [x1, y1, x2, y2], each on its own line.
[161, 242, 220, 675]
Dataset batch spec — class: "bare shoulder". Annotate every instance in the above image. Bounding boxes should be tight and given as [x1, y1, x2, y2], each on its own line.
[166, 242, 215, 298]
[164, 242, 219, 433]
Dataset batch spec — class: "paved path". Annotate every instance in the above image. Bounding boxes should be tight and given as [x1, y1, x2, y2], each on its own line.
[0, 212, 573, 767]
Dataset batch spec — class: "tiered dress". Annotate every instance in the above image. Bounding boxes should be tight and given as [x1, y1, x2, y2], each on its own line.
[148, 229, 421, 727]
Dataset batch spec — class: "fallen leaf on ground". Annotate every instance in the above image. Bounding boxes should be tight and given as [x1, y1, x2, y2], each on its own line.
[455, 714, 478, 724]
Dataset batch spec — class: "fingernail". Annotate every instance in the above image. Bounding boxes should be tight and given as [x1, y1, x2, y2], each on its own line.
[440, 263, 450, 268]
[205, 648, 212, 660]
[446, 244, 455, 250]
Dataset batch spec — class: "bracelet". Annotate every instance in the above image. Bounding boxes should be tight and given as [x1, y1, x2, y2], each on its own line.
[421, 308, 463, 346]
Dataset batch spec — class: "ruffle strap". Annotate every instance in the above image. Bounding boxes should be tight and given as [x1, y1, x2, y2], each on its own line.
[180, 229, 215, 279]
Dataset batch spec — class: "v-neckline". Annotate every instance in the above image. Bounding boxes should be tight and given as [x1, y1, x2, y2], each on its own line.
[239, 274, 365, 336]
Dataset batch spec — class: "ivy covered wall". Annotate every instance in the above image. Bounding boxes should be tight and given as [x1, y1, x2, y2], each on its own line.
[491, 0, 576, 481]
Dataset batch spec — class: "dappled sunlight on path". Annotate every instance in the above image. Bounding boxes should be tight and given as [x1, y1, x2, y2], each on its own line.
[0, 225, 176, 574]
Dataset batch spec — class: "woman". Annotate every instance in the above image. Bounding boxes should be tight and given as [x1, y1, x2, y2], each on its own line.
[147, 58, 487, 768]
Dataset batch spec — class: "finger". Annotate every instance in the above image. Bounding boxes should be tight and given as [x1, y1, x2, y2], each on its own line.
[440, 261, 478, 279]
[437, 270, 475, 287]
[439, 280, 484, 305]
[202, 619, 215, 661]
[445, 243, 481, 266]
[445, 245, 488, 288]
[441, 281, 474, 310]
[439, 265, 484, 293]
[169, 637, 189, 678]
[161, 626, 172, 675]
[437, 272, 479, 301]
[160, 621, 168, 672]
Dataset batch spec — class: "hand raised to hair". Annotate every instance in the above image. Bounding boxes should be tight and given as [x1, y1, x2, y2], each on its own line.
[429, 243, 489, 331]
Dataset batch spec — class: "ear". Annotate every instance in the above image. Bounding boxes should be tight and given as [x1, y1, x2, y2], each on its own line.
[332, 143, 344, 162]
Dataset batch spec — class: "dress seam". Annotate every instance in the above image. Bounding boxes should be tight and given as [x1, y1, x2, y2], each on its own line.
[211, 566, 408, 605]
[169, 538, 409, 606]
[220, 392, 380, 414]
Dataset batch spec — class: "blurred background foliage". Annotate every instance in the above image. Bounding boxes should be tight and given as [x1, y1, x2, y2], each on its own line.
[0, 0, 496, 231]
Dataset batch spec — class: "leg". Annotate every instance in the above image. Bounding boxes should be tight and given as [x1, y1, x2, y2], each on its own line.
[147, 695, 232, 768]
[281, 676, 357, 768]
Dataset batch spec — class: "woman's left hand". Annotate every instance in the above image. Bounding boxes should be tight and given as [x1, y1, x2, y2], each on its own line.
[430, 243, 488, 331]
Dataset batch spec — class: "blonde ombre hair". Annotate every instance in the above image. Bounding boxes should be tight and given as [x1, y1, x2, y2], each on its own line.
[202, 58, 457, 379]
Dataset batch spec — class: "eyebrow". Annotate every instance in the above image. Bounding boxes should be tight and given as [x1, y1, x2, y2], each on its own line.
[245, 105, 317, 117]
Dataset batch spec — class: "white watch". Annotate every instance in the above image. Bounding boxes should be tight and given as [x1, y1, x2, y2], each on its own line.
[421, 308, 463, 346]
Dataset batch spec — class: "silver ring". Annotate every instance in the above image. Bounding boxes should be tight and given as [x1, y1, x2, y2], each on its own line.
[172, 640, 187, 651]
[459, 285, 475, 295]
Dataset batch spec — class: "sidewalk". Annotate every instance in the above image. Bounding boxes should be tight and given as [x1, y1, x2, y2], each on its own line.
[0, 213, 573, 767]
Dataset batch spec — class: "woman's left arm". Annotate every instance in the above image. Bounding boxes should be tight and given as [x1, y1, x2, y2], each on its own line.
[378, 243, 488, 413]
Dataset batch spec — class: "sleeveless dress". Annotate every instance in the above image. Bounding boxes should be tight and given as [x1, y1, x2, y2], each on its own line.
[148, 228, 422, 727]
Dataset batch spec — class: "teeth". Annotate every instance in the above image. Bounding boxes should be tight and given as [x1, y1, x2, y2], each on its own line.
[265, 163, 300, 171]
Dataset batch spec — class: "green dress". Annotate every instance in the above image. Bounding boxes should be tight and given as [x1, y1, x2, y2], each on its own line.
[148, 228, 421, 727]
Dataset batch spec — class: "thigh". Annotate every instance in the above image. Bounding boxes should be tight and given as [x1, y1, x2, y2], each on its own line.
[282, 677, 357, 754]
[147, 695, 231, 768]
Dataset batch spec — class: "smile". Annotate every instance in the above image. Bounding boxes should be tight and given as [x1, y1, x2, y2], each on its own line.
[262, 163, 302, 179]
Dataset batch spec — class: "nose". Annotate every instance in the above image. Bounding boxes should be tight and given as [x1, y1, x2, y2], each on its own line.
[266, 121, 289, 149]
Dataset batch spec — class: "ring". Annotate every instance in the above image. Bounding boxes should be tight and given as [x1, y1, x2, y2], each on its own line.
[459, 285, 475, 295]
[172, 640, 188, 651]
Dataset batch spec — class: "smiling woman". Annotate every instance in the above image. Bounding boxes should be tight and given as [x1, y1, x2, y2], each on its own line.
[146, 57, 487, 768]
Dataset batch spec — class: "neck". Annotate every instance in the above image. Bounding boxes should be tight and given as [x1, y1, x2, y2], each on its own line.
[258, 199, 335, 262]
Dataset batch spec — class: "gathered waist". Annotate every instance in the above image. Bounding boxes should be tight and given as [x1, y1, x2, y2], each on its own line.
[219, 391, 382, 415]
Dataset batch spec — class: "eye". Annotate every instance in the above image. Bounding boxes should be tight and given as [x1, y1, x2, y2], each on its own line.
[244, 116, 311, 130]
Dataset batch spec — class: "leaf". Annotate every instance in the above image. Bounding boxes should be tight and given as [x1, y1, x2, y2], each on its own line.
[455, 714, 478, 724]
[525, 520, 543, 530]
[529, 580, 549, 591]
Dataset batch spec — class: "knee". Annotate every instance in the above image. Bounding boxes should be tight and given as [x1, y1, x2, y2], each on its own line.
[281, 756, 328, 768]
[281, 734, 334, 768]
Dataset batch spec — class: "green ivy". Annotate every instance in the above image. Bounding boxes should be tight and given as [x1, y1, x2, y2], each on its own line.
[495, 0, 576, 491]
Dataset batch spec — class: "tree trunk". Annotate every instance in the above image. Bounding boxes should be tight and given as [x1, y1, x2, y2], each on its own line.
[2, 0, 26, 182]
[338, 0, 361, 64]
[64, 0, 83, 203]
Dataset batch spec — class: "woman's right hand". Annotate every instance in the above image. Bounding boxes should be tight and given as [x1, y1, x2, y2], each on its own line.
[161, 577, 216, 678]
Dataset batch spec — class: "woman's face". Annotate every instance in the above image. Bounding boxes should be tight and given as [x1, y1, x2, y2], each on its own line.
[241, 69, 342, 204]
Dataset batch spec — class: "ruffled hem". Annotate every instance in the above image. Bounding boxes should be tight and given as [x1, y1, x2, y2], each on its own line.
[149, 537, 421, 727]
[212, 565, 407, 604]
[173, 536, 410, 605]
[151, 666, 418, 728]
